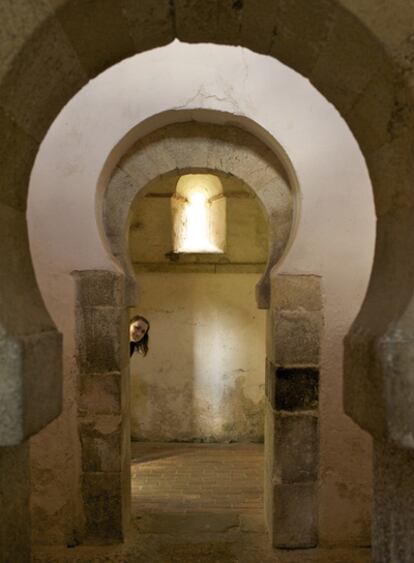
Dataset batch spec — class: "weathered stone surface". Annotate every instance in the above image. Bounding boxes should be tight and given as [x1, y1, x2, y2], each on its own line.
[270, 0, 338, 78]
[373, 439, 414, 562]
[0, 107, 39, 211]
[104, 166, 137, 243]
[344, 205, 414, 445]
[272, 310, 322, 366]
[175, 0, 243, 46]
[73, 270, 125, 308]
[267, 275, 323, 366]
[274, 413, 319, 483]
[0, 1, 51, 79]
[164, 134, 211, 171]
[82, 472, 123, 542]
[338, 0, 414, 62]
[120, 142, 165, 187]
[272, 482, 318, 548]
[310, 6, 389, 114]
[365, 132, 414, 217]
[121, 0, 175, 54]
[50, 0, 135, 77]
[270, 274, 322, 312]
[240, 0, 279, 54]
[76, 306, 128, 374]
[22, 329, 63, 439]
[0, 3, 87, 140]
[275, 368, 319, 412]
[79, 416, 122, 473]
[343, 62, 397, 155]
[0, 442, 31, 563]
[0, 326, 62, 445]
[105, 122, 295, 316]
[78, 372, 122, 416]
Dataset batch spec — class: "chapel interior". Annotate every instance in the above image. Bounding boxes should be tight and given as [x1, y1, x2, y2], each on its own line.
[1, 3, 414, 563]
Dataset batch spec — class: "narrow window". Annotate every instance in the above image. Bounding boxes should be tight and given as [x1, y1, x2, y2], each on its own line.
[171, 174, 226, 253]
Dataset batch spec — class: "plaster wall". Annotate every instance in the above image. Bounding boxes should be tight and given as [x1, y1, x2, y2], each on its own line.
[129, 174, 268, 441]
[28, 41, 375, 545]
[131, 274, 265, 442]
[129, 174, 267, 441]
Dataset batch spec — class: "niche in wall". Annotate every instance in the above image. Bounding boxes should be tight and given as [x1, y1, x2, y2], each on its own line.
[171, 173, 226, 254]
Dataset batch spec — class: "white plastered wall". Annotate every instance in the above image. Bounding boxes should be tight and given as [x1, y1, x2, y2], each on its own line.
[28, 41, 375, 545]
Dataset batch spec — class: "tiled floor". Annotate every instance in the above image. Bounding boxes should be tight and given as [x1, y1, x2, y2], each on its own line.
[131, 442, 264, 514]
[34, 442, 372, 562]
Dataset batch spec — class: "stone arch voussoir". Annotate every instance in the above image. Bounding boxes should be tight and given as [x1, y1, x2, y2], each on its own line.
[103, 120, 295, 309]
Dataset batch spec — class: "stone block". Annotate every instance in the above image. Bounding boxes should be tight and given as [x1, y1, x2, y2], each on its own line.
[51, 0, 135, 77]
[0, 443, 31, 562]
[0, 329, 62, 446]
[344, 236, 414, 446]
[161, 134, 210, 171]
[22, 329, 63, 438]
[310, 6, 388, 114]
[373, 439, 414, 562]
[365, 131, 414, 217]
[73, 270, 125, 308]
[104, 166, 137, 242]
[272, 482, 318, 548]
[0, 7, 87, 140]
[0, 334, 22, 445]
[78, 372, 122, 416]
[79, 416, 122, 472]
[124, 275, 138, 308]
[121, 141, 165, 187]
[274, 413, 319, 483]
[82, 472, 123, 542]
[0, 204, 63, 445]
[240, 0, 279, 54]
[0, 1, 50, 79]
[121, 0, 175, 53]
[275, 368, 319, 411]
[271, 274, 322, 312]
[273, 310, 322, 366]
[76, 306, 128, 374]
[175, 0, 242, 46]
[270, 0, 337, 78]
[0, 107, 39, 211]
[343, 63, 396, 155]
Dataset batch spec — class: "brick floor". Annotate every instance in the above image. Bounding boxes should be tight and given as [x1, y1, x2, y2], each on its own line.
[33, 443, 373, 561]
[131, 442, 264, 514]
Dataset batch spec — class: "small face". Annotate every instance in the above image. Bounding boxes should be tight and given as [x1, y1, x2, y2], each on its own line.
[130, 319, 149, 343]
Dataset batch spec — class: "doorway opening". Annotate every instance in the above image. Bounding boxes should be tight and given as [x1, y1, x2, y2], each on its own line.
[128, 170, 268, 535]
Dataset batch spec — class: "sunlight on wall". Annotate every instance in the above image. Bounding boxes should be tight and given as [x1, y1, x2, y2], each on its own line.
[171, 174, 226, 253]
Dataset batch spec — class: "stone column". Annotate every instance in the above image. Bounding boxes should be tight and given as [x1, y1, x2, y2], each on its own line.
[372, 440, 414, 562]
[264, 274, 322, 548]
[73, 270, 130, 543]
[0, 443, 31, 562]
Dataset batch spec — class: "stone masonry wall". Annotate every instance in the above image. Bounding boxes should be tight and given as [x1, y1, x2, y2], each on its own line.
[264, 274, 322, 548]
[74, 271, 130, 543]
